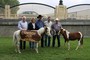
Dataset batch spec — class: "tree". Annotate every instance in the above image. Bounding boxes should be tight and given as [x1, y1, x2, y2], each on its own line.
[0, 0, 19, 14]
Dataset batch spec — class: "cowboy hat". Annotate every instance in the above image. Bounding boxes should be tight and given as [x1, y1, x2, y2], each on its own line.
[37, 15, 43, 18]
[55, 18, 59, 21]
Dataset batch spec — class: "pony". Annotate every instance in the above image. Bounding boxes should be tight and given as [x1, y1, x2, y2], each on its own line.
[60, 28, 83, 50]
[13, 26, 51, 53]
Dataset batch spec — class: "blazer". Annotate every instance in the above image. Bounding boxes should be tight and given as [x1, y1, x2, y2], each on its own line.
[28, 22, 37, 30]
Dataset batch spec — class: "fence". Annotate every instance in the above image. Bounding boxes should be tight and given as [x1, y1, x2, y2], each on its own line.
[0, 19, 90, 37]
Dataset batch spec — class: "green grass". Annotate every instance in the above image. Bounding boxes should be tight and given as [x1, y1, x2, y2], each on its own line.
[0, 37, 90, 60]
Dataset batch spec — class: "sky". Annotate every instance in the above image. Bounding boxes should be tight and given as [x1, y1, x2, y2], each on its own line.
[17, 0, 90, 14]
[19, 0, 90, 7]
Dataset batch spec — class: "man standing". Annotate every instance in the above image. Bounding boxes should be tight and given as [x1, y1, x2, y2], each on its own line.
[18, 16, 28, 49]
[51, 18, 62, 47]
[44, 16, 52, 47]
[35, 15, 45, 47]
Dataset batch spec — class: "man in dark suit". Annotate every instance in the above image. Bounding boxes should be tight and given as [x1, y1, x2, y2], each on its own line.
[28, 18, 37, 48]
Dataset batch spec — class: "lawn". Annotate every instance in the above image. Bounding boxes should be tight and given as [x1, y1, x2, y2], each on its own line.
[0, 37, 90, 60]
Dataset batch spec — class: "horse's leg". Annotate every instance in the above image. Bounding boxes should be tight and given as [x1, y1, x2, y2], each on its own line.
[17, 41, 21, 53]
[75, 40, 80, 50]
[14, 41, 20, 53]
[13, 33, 18, 53]
[13, 30, 21, 53]
[35, 42, 39, 53]
[13, 39, 17, 52]
[78, 32, 83, 49]
[16, 35, 21, 53]
[64, 40, 67, 46]
[13, 40, 18, 53]
[80, 36, 83, 48]
[67, 41, 70, 50]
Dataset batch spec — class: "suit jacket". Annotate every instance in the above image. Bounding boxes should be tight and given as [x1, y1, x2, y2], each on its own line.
[28, 23, 37, 30]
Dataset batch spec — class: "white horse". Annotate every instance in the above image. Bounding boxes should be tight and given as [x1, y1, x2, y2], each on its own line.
[13, 27, 51, 53]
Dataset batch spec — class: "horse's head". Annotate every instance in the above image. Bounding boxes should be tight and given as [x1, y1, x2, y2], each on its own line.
[37, 26, 52, 36]
[60, 28, 66, 34]
[44, 26, 52, 36]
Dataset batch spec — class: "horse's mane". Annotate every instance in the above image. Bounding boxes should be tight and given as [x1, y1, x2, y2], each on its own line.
[61, 28, 70, 39]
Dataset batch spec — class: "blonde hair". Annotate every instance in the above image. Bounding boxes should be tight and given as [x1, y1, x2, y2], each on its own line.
[31, 18, 35, 23]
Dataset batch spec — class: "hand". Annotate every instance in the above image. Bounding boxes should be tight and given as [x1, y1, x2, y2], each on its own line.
[22, 28, 27, 30]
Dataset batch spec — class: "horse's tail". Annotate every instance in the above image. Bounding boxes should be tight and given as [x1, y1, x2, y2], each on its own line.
[80, 36, 83, 45]
[13, 32, 16, 43]
[13, 30, 21, 42]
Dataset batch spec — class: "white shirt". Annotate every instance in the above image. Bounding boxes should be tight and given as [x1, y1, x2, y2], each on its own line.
[44, 21, 52, 28]
[32, 23, 35, 29]
[18, 20, 28, 30]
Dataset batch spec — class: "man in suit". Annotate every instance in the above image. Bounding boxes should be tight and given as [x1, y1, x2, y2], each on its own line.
[28, 18, 37, 48]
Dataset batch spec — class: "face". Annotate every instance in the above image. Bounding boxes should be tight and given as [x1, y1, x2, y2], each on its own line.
[22, 16, 26, 22]
[48, 17, 51, 22]
[55, 20, 58, 24]
[60, 29, 63, 34]
[31, 18, 35, 23]
[60, 28, 65, 34]
[38, 17, 43, 20]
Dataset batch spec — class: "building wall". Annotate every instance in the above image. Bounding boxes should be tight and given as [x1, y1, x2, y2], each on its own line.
[0, 26, 18, 37]
[68, 9, 90, 19]
[0, 19, 90, 37]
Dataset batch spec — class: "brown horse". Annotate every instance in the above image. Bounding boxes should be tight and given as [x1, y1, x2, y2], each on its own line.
[13, 27, 51, 53]
[60, 28, 83, 50]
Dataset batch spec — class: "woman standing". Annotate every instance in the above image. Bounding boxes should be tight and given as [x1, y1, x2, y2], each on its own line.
[28, 18, 37, 48]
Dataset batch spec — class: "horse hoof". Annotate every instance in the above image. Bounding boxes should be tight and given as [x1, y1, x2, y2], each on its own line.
[80, 46, 83, 48]
[15, 50, 17, 53]
[19, 52, 21, 53]
[68, 49, 70, 50]
[75, 49, 78, 50]
[37, 52, 39, 53]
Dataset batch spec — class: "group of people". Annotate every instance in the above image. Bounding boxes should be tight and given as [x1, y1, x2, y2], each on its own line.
[18, 15, 62, 49]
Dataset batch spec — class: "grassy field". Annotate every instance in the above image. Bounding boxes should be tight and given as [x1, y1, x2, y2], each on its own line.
[0, 37, 90, 60]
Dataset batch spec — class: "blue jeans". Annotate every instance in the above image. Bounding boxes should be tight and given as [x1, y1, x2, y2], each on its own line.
[45, 34, 51, 47]
[41, 35, 44, 47]
[29, 42, 36, 48]
[20, 40, 26, 49]
[52, 35, 60, 47]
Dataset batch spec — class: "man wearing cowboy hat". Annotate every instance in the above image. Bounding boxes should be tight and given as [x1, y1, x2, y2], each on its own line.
[35, 15, 45, 47]
[36, 15, 44, 29]
[51, 18, 62, 47]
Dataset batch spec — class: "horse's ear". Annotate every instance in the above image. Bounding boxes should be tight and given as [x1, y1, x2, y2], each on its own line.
[44, 25, 47, 28]
[44, 26, 47, 31]
[61, 27, 63, 29]
[44, 25, 47, 30]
